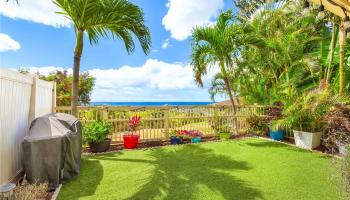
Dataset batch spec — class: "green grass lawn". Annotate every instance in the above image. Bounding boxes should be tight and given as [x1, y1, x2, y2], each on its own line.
[58, 138, 342, 200]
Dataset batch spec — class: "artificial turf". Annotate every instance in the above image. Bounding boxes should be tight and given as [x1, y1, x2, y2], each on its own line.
[58, 138, 342, 200]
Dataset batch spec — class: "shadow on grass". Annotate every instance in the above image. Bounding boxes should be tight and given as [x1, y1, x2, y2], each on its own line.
[123, 145, 263, 200]
[245, 141, 306, 152]
[58, 159, 103, 200]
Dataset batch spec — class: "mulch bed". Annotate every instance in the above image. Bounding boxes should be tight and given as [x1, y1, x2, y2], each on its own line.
[83, 134, 337, 157]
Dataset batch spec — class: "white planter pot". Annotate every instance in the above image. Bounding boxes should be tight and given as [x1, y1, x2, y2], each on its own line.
[293, 130, 322, 150]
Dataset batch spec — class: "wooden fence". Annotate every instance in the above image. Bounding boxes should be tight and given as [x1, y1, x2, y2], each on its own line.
[0, 68, 56, 184]
[56, 105, 272, 144]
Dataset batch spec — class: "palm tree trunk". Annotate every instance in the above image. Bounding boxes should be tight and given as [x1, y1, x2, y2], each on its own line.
[223, 75, 238, 134]
[325, 20, 336, 86]
[71, 30, 84, 116]
[339, 23, 346, 95]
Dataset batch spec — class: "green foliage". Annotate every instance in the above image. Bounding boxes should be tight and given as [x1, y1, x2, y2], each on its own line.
[83, 120, 112, 144]
[204, 0, 350, 116]
[219, 132, 231, 140]
[19, 69, 95, 106]
[191, 10, 240, 109]
[43, 70, 95, 106]
[273, 90, 348, 132]
[208, 108, 231, 134]
[246, 115, 268, 134]
[54, 0, 151, 55]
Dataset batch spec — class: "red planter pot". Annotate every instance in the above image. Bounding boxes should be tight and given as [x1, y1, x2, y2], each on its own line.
[123, 134, 140, 149]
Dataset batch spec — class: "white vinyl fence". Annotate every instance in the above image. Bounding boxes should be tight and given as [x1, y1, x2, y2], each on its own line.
[0, 68, 56, 184]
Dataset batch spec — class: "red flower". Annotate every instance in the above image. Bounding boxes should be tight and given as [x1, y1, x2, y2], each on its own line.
[128, 115, 141, 131]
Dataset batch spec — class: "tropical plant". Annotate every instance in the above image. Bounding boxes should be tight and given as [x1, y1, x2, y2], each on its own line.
[191, 10, 239, 115]
[273, 90, 348, 132]
[83, 120, 112, 144]
[54, 0, 151, 116]
[324, 104, 350, 151]
[128, 115, 141, 132]
[246, 115, 269, 134]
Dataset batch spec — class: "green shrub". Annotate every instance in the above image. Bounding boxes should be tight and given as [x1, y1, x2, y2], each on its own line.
[83, 121, 112, 144]
[273, 90, 348, 132]
[247, 115, 268, 134]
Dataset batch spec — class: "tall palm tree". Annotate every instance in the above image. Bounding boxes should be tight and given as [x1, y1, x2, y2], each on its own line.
[54, 0, 151, 116]
[339, 22, 346, 95]
[325, 19, 337, 86]
[191, 10, 239, 132]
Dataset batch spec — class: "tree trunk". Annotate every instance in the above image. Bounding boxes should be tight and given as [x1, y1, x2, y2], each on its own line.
[325, 20, 336, 86]
[339, 23, 346, 95]
[223, 76, 238, 134]
[71, 30, 84, 116]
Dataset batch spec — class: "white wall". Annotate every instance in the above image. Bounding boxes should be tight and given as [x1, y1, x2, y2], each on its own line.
[0, 68, 56, 184]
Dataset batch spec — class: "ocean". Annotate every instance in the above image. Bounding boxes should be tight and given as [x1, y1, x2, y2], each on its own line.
[90, 102, 213, 106]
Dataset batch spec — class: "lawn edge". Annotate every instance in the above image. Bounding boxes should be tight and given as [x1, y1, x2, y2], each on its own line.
[82, 136, 341, 159]
[51, 184, 62, 200]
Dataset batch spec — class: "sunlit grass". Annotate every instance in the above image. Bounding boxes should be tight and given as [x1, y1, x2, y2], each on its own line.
[58, 138, 341, 200]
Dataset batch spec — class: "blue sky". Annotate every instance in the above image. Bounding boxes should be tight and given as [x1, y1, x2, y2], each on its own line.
[0, 0, 236, 102]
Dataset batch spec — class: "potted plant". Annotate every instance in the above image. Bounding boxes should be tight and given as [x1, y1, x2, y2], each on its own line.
[219, 132, 231, 140]
[268, 122, 286, 141]
[83, 120, 112, 153]
[188, 130, 203, 143]
[274, 91, 342, 149]
[169, 130, 183, 145]
[123, 115, 141, 149]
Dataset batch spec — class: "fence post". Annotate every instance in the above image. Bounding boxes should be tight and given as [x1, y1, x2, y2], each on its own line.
[102, 107, 108, 121]
[52, 82, 56, 113]
[28, 77, 39, 124]
[164, 106, 170, 139]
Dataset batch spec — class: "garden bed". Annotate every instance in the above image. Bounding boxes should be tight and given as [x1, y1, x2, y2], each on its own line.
[59, 138, 341, 200]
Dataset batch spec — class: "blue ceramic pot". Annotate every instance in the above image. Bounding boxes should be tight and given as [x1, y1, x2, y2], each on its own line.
[170, 136, 182, 144]
[269, 130, 285, 141]
[191, 137, 202, 143]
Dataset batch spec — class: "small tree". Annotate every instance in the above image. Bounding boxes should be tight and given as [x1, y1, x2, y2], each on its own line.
[42, 70, 95, 106]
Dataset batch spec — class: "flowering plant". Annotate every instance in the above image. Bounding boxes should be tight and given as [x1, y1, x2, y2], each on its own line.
[174, 130, 203, 139]
[128, 115, 141, 133]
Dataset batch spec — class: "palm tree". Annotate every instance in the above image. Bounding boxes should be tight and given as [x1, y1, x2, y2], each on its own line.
[209, 72, 237, 102]
[54, 0, 151, 116]
[339, 22, 346, 95]
[191, 10, 239, 132]
[325, 19, 338, 86]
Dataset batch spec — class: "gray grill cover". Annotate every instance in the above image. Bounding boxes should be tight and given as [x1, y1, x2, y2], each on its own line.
[23, 113, 82, 188]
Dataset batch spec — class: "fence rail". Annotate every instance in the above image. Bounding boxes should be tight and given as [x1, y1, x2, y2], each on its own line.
[56, 105, 274, 144]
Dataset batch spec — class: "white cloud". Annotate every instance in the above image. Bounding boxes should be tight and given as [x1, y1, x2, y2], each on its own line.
[24, 66, 72, 75]
[0, 0, 71, 28]
[161, 38, 170, 49]
[0, 33, 21, 52]
[11, 59, 221, 102]
[162, 0, 224, 41]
